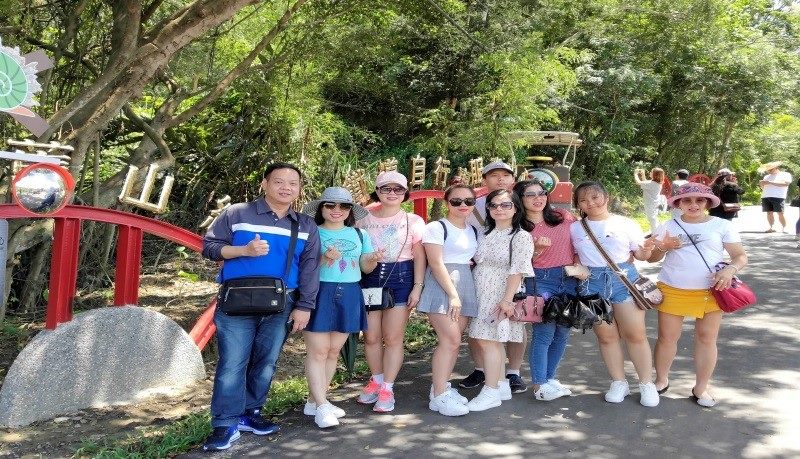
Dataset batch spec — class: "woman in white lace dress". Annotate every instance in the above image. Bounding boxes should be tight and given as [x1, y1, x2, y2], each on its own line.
[467, 189, 534, 412]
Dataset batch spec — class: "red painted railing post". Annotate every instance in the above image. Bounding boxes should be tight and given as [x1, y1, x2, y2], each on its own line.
[114, 225, 143, 306]
[46, 218, 81, 329]
[414, 197, 428, 223]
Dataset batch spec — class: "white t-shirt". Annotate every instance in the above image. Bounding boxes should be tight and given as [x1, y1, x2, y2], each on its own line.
[465, 195, 488, 229]
[654, 217, 741, 289]
[422, 219, 479, 264]
[671, 179, 688, 195]
[761, 171, 792, 199]
[570, 215, 645, 267]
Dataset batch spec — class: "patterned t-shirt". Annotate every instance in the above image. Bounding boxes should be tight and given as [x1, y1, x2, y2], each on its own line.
[356, 211, 425, 262]
[318, 226, 373, 283]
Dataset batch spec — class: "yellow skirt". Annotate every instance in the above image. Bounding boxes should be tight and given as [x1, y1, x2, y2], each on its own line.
[656, 282, 721, 319]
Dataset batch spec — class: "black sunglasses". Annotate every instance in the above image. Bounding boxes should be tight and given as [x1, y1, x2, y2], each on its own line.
[448, 198, 476, 207]
[378, 186, 406, 195]
[322, 202, 353, 210]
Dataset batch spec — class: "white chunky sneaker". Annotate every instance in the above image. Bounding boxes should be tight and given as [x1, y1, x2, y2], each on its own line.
[498, 379, 512, 401]
[467, 386, 502, 412]
[303, 401, 345, 418]
[429, 382, 468, 405]
[639, 382, 660, 407]
[534, 382, 563, 401]
[548, 379, 572, 396]
[314, 403, 340, 428]
[429, 392, 470, 416]
[604, 380, 630, 403]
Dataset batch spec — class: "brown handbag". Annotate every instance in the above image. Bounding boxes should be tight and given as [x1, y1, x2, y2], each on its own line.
[579, 219, 663, 310]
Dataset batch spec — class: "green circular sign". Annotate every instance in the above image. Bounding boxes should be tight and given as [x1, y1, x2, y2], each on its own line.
[0, 49, 29, 110]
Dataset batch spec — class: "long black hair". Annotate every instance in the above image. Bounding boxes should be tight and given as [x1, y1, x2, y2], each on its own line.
[513, 180, 564, 228]
[484, 189, 533, 235]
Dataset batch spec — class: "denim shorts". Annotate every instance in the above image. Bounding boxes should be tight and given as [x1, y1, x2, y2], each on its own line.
[360, 260, 414, 306]
[578, 262, 640, 304]
[533, 266, 578, 298]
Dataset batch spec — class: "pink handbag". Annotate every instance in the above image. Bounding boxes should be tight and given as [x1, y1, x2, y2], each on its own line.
[709, 265, 757, 313]
[513, 295, 545, 323]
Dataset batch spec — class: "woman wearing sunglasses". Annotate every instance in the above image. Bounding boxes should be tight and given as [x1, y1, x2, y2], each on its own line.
[417, 184, 480, 416]
[514, 179, 579, 401]
[301, 187, 379, 428]
[650, 183, 747, 408]
[356, 171, 427, 412]
[570, 181, 660, 407]
[467, 189, 534, 411]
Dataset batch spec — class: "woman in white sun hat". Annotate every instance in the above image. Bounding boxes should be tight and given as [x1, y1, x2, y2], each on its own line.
[649, 183, 748, 408]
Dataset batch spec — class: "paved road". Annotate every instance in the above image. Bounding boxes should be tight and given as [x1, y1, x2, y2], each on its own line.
[186, 205, 800, 458]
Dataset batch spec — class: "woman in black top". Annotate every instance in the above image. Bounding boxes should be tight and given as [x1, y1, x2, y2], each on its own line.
[709, 170, 744, 220]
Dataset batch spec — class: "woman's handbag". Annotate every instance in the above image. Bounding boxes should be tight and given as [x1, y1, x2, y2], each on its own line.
[511, 276, 545, 323]
[580, 219, 663, 310]
[218, 220, 299, 316]
[673, 220, 756, 313]
[361, 215, 408, 311]
[722, 203, 741, 212]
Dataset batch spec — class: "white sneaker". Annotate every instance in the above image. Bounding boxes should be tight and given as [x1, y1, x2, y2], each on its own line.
[534, 382, 563, 401]
[314, 403, 340, 428]
[303, 401, 345, 418]
[429, 392, 470, 416]
[498, 379, 512, 401]
[639, 382, 660, 407]
[548, 379, 572, 396]
[604, 380, 630, 403]
[429, 382, 468, 405]
[467, 386, 502, 412]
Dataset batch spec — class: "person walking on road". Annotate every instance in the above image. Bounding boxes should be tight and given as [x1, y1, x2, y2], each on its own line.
[467, 189, 535, 411]
[462, 161, 529, 394]
[758, 161, 792, 232]
[709, 169, 744, 221]
[356, 171, 426, 413]
[417, 184, 480, 417]
[634, 167, 666, 235]
[515, 179, 579, 402]
[201, 163, 321, 450]
[650, 183, 748, 408]
[570, 181, 661, 407]
[301, 188, 377, 428]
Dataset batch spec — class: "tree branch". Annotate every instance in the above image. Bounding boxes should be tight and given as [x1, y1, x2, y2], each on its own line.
[122, 103, 173, 163]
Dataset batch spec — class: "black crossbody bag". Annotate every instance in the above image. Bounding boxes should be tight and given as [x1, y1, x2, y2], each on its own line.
[218, 219, 299, 316]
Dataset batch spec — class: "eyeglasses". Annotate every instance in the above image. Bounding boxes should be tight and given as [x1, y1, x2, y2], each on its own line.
[378, 186, 406, 195]
[488, 201, 514, 210]
[322, 202, 353, 210]
[448, 198, 476, 207]
[523, 191, 548, 197]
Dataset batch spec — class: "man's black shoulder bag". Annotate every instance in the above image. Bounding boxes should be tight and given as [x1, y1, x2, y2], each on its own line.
[218, 219, 299, 316]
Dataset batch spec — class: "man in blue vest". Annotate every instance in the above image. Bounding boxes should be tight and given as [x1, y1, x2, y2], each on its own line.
[201, 162, 320, 450]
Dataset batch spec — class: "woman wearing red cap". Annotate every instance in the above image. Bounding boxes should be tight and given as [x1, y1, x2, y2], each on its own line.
[649, 183, 748, 407]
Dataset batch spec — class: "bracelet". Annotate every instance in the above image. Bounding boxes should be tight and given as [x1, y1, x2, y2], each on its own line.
[413, 282, 424, 287]
[726, 265, 740, 274]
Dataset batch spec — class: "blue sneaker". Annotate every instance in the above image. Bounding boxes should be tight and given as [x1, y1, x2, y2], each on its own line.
[203, 425, 240, 451]
[238, 409, 280, 435]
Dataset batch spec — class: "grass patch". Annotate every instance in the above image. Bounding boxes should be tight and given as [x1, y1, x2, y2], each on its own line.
[630, 211, 672, 234]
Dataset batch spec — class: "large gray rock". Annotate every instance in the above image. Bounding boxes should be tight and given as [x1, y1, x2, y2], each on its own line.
[0, 306, 205, 427]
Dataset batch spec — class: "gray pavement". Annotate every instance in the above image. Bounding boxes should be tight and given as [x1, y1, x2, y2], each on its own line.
[187, 205, 800, 458]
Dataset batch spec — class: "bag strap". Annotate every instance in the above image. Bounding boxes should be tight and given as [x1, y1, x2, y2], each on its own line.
[507, 228, 520, 265]
[439, 220, 448, 241]
[282, 217, 300, 281]
[671, 219, 714, 274]
[580, 218, 645, 304]
[356, 227, 364, 246]
[472, 207, 485, 227]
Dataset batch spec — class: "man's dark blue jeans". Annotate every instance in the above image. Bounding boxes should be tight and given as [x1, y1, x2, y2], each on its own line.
[210, 295, 294, 428]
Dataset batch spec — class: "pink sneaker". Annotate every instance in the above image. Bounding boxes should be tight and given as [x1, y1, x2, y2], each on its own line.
[373, 385, 395, 412]
[357, 378, 382, 404]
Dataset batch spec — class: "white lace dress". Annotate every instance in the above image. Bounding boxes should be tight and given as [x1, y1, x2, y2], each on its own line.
[468, 228, 535, 343]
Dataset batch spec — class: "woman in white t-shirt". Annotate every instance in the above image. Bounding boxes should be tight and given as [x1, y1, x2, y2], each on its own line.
[649, 183, 748, 408]
[634, 167, 666, 235]
[570, 181, 660, 407]
[417, 184, 480, 416]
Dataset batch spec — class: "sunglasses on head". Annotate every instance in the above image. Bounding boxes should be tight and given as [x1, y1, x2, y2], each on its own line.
[322, 202, 353, 210]
[523, 190, 548, 197]
[378, 186, 406, 195]
[488, 201, 514, 210]
[448, 197, 476, 207]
